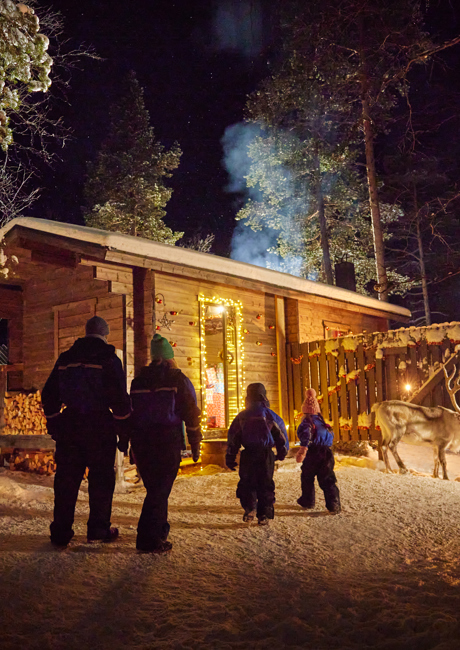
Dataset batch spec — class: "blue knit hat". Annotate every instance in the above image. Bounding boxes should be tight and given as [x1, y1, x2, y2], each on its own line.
[150, 333, 174, 360]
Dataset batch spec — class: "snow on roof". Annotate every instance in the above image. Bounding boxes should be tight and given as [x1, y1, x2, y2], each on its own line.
[0, 217, 411, 319]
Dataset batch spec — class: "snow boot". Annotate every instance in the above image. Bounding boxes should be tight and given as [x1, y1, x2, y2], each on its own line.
[297, 497, 314, 509]
[258, 516, 269, 526]
[243, 510, 255, 522]
[137, 540, 173, 555]
[87, 527, 119, 543]
[50, 530, 74, 549]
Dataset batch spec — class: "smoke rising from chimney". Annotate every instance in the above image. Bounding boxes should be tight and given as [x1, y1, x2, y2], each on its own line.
[221, 121, 308, 277]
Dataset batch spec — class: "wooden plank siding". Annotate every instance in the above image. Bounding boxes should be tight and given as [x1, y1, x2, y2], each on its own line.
[20, 260, 131, 391]
[297, 300, 388, 343]
[154, 272, 280, 417]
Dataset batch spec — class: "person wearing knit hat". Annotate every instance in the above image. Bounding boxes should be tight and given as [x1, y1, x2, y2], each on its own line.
[41, 315, 131, 548]
[128, 335, 202, 554]
[150, 333, 175, 361]
[85, 316, 110, 340]
[226, 383, 288, 526]
[301, 388, 321, 415]
[295, 388, 341, 514]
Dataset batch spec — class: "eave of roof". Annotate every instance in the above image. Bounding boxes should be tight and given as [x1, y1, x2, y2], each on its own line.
[0, 217, 411, 319]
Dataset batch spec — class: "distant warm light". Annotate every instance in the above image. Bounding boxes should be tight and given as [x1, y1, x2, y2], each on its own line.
[215, 306, 225, 314]
[405, 384, 411, 392]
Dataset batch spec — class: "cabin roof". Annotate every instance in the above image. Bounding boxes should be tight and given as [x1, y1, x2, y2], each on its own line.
[0, 217, 411, 319]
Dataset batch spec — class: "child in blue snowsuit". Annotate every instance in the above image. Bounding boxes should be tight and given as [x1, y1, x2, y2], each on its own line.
[226, 383, 288, 525]
[296, 388, 341, 514]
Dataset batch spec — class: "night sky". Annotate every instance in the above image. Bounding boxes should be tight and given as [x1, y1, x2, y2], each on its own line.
[27, 0, 460, 319]
[31, 0, 274, 257]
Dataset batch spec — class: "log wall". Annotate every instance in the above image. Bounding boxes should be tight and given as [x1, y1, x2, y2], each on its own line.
[22, 261, 133, 390]
[297, 298, 388, 342]
[154, 273, 280, 415]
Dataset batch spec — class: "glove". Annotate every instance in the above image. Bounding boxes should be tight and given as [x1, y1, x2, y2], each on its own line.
[46, 415, 63, 442]
[191, 443, 201, 463]
[275, 450, 287, 462]
[117, 436, 129, 454]
[226, 455, 238, 471]
[114, 418, 131, 453]
[296, 446, 308, 463]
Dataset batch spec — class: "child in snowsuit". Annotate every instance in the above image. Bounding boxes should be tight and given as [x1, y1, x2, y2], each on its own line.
[296, 388, 341, 514]
[226, 383, 288, 525]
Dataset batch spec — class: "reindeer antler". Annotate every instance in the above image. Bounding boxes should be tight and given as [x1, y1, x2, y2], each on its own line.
[444, 363, 460, 413]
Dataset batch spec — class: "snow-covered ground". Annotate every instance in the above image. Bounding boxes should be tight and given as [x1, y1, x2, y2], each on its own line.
[1, 442, 460, 650]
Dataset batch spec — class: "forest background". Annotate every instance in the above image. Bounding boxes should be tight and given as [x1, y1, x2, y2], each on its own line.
[1, 0, 460, 326]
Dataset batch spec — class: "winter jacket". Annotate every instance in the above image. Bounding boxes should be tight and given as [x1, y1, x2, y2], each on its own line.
[130, 363, 202, 449]
[270, 409, 289, 450]
[297, 413, 334, 448]
[42, 336, 131, 424]
[226, 403, 288, 462]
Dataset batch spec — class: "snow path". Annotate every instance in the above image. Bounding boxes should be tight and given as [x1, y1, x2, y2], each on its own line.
[0, 444, 460, 649]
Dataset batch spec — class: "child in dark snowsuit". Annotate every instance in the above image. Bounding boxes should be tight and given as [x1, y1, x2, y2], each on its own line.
[226, 383, 288, 525]
[296, 388, 341, 514]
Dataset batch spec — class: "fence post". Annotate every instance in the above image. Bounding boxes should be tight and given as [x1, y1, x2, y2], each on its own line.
[337, 342, 349, 441]
[345, 350, 359, 440]
[327, 350, 340, 436]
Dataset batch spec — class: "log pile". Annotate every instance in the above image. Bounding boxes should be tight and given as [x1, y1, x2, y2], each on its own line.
[7, 449, 56, 474]
[2, 391, 48, 435]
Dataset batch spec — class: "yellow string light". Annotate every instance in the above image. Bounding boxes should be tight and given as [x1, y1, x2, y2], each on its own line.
[198, 294, 245, 433]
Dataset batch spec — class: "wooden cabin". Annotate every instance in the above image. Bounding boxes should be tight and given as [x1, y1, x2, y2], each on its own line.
[0, 217, 410, 456]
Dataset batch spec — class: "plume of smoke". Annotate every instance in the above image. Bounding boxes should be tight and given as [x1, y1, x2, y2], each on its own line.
[221, 121, 305, 275]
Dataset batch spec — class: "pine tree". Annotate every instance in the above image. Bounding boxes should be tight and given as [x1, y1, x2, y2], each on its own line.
[0, 1, 53, 150]
[383, 153, 460, 324]
[84, 72, 183, 244]
[268, 0, 460, 299]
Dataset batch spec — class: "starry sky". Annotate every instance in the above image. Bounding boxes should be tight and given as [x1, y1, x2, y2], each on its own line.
[31, 0, 274, 257]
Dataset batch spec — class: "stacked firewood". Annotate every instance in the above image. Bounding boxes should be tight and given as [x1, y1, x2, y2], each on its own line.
[8, 450, 56, 474]
[2, 391, 48, 435]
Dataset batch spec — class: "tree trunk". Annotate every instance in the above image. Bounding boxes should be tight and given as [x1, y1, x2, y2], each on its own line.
[416, 218, 431, 325]
[359, 18, 389, 302]
[314, 149, 334, 285]
[361, 94, 388, 301]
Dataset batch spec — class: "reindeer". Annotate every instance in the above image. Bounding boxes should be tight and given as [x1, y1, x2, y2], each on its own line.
[372, 362, 460, 479]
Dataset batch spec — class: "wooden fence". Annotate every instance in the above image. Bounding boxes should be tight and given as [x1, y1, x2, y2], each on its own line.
[286, 326, 460, 442]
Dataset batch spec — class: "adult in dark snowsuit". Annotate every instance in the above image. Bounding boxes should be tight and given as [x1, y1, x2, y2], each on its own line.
[42, 316, 131, 547]
[296, 388, 341, 514]
[226, 383, 288, 525]
[130, 334, 202, 554]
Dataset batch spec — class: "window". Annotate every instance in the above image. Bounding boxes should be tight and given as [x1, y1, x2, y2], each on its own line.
[199, 297, 244, 433]
[323, 320, 352, 339]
